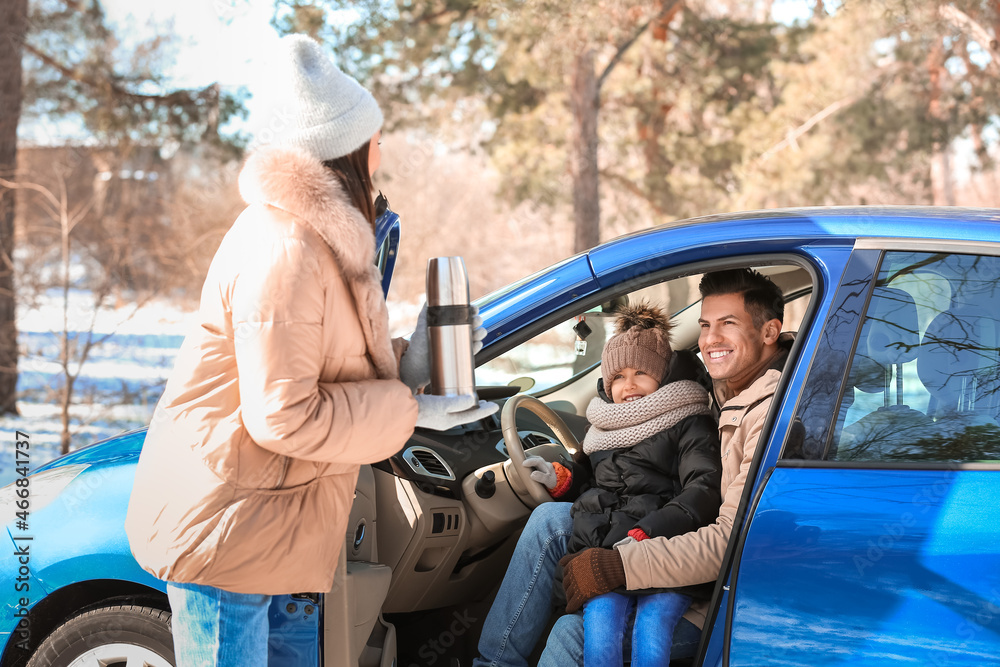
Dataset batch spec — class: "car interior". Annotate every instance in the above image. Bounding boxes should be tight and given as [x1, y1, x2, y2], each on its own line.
[831, 251, 1000, 463]
[323, 263, 814, 667]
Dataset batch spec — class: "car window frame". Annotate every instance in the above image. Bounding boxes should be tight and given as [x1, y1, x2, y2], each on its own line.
[476, 255, 818, 400]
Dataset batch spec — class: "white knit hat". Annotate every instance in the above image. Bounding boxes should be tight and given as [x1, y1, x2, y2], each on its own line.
[252, 34, 383, 161]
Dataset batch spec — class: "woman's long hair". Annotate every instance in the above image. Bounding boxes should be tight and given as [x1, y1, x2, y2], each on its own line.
[322, 140, 376, 231]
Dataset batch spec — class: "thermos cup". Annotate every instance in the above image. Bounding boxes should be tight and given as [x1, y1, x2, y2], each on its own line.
[426, 257, 477, 398]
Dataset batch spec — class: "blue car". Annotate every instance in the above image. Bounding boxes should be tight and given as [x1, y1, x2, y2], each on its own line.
[4, 206, 1000, 666]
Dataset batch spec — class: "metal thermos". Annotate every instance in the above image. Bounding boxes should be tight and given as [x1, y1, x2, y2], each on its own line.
[426, 257, 477, 398]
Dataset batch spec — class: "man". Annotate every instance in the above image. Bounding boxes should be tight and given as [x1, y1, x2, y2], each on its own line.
[472, 268, 791, 666]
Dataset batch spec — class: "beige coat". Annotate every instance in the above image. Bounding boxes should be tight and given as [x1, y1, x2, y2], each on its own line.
[618, 369, 780, 628]
[125, 146, 418, 595]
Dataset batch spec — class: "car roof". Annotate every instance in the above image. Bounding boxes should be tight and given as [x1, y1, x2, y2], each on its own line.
[587, 205, 1000, 286]
[614, 205, 1000, 240]
[594, 206, 1000, 258]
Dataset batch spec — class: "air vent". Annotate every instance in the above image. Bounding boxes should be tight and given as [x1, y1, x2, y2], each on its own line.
[498, 431, 555, 457]
[403, 446, 455, 481]
[523, 432, 555, 448]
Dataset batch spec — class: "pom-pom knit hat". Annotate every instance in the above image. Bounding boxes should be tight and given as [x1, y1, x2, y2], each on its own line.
[253, 34, 383, 161]
[602, 303, 673, 390]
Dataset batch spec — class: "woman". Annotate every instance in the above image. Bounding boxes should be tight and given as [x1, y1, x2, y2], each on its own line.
[125, 35, 495, 666]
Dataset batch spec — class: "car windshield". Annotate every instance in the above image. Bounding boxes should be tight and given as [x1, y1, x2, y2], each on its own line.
[475, 307, 618, 393]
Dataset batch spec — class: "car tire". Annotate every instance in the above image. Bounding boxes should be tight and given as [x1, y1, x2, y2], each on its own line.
[26, 604, 175, 667]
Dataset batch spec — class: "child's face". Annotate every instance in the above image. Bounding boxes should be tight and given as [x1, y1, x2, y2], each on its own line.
[609, 367, 659, 404]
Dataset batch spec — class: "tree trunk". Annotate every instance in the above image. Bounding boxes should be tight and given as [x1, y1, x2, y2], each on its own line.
[571, 49, 600, 254]
[0, 0, 27, 415]
[60, 376, 73, 455]
[60, 200, 71, 455]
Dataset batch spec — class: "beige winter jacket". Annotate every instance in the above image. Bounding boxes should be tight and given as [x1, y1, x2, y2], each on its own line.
[617, 368, 781, 629]
[125, 146, 418, 595]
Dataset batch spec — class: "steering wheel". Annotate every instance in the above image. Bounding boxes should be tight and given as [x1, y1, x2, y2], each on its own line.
[501, 394, 581, 505]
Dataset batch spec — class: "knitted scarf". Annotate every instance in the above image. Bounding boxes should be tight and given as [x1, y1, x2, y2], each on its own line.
[583, 379, 712, 454]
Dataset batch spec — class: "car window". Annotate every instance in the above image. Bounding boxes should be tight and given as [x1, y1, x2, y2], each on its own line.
[830, 251, 1000, 462]
[475, 310, 616, 393]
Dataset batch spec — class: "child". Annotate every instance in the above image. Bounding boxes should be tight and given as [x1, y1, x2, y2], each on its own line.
[523, 303, 722, 667]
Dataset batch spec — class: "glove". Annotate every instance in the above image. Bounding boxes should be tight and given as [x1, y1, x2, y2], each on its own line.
[628, 527, 650, 541]
[471, 305, 487, 355]
[400, 304, 487, 392]
[522, 456, 557, 489]
[414, 393, 498, 431]
[399, 304, 430, 392]
[560, 547, 626, 613]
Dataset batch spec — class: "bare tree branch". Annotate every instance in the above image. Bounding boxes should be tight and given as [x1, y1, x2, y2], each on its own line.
[21, 41, 219, 105]
[939, 4, 1000, 76]
[0, 175, 59, 209]
[758, 94, 861, 164]
[597, 0, 683, 96]
[0, 176, 90, 234]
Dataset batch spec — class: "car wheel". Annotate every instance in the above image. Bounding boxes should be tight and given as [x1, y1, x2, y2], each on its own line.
[27, 604, 174, 667]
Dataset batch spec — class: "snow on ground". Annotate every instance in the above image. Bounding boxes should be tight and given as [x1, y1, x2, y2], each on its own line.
[0, 289, 424, 487]
[0, 290, 199, 487]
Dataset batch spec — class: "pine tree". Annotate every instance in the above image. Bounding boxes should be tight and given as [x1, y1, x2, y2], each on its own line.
[275, 0, 686, 252]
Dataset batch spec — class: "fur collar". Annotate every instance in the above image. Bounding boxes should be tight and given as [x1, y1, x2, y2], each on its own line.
[237, 145, 399, 381]
[237, 145, 375, 280]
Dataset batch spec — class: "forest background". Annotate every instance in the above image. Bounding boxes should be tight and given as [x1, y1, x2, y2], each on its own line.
[1, 0, 1000, 468]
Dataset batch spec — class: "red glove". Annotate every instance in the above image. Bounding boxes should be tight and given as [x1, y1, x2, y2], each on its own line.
[628, 527, 650, 541]
[548, 462, 572, 498]
[559, 548, 626, 613]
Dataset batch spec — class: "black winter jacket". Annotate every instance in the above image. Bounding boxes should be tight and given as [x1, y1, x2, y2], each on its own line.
[565, 410, 722, 555]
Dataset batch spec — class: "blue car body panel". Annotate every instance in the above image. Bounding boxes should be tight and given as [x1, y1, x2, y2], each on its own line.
[7, 206, 1000, 665]
[729, 467, 1000, 666]
[374, 208, 400, 298]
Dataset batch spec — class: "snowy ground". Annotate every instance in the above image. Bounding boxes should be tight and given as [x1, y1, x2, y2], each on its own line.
[0, 290, 423, 487]
[0, 290, 199, 486]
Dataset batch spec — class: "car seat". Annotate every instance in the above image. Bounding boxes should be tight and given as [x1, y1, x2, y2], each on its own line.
[916, 306, 1000, 459]
[837, 286, 932, 460]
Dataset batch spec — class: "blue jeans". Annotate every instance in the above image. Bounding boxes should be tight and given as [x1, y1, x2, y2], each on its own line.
[166, 581, 271, 667]
[539, 613, 702, 667]
[474, 502, 704, 667]
[474, 502, 575, 667]
[583, 591, 692, 667]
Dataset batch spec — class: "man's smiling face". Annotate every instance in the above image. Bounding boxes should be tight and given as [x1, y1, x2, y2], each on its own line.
[698, 292, 772, 383]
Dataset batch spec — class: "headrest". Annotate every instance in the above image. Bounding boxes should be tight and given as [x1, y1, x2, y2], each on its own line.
[918, 308, 1000, 413]
[848, 354, 886, 394]
[664, 348, 710, 387]
[863, 286, 920, 366]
